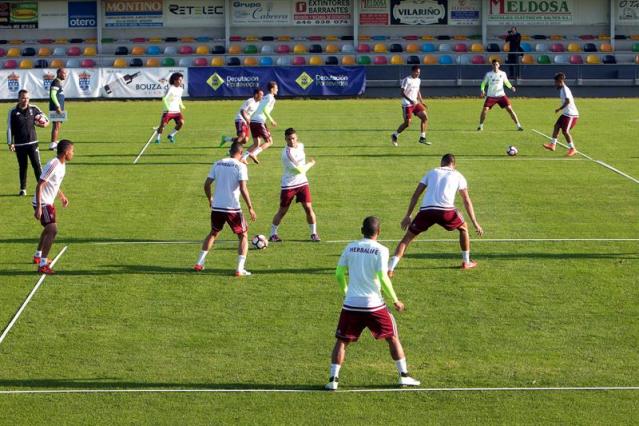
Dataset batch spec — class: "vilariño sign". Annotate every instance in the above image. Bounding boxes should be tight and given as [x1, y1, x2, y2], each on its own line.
[488, 0, 573, 25]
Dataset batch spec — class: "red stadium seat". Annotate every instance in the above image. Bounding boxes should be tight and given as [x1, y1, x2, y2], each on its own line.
[471, 55, 485, 64]
[3, 59, 17, 69]
[373, 55, 388, 64]
[454, 43, 468, 52]
[193, 57, 208, 66]
[357, 43, 371, 53]
[569, 54, 583, 64]
[80, 59, 96, 68]
[292, 56, 306, 65]
[550, 43, 565, 52]
[178, 46, 194, 55]
[275, 45, 290, 54]
[67, 47, 81, 56]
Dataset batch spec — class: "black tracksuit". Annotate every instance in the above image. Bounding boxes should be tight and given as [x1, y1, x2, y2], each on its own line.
[7, 104, 43, 191]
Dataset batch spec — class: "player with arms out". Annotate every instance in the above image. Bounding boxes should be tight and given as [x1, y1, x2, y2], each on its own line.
[543, 72, 579, 157]
[33, 140, 74, 274]
[388, 154, 484, 275]
[325, 216, 420, 391]
[391, 65, 430, 146]
[243, 81, 278, 164]
[194, 142, 256, 276]
[49, 68, 67, 151]
[477, 60, 523, 132]
[220, 89, 263, 146]
[156, 72, 185, 144]
[268, 128, 320, 243]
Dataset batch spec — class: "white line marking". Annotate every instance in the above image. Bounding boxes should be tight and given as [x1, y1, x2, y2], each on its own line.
[0, 246, 68, 346]
[0, 386, 638, 395]
[532, 129, 639, 183]
[133, 128, 158, 164]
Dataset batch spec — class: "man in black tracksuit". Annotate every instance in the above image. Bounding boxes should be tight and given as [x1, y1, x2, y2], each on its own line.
[7, 89, 49, 196]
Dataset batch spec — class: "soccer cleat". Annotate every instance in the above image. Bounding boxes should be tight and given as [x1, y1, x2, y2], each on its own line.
[399, 373, 421, 387]
[38, 264, 55, 275]
[167, 134, 176, 143]
[49, 142, 58, 151]
[418, 136, 431, 146]
[543, 143, 556, 152]
[269, 234, 283, 243]
[193, 264, 204, 272]
[566, 148, 577, 157]
[235, 269, 252, 277]
[154, 137, 161, 144]
[248, 152, 260, 164]
[219, 135, 228, 147]
[461, 260, 478, 270]
[324, 376, 339, 391]
[310, 233, 321, 242]
[476, 125, 483, 131]
[517, 126, 524, 131]
[19, 189, 26, 196]
[33, 256, 49, 265]
[391, 134, 398, 147]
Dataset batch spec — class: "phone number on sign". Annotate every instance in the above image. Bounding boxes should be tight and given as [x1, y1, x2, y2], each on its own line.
[295, 19, 350, 24]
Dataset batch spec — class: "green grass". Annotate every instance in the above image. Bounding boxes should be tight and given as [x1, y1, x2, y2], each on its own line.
[0, 98, 638, 424]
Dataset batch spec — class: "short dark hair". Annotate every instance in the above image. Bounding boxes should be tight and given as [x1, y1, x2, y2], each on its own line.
[56, 68, 65, 77]
[253, 88, 262, 96]
[492, 59, 499, 65]
[267, 81, 277, 91]
[18, 89, 28, 97]
[284, 127, 296, 138]
[411, 65, 420, 72]
[361, 216, 380, 238]
[229, 141, 243, 156]
[169, 72, 183, 85]
[554, 72, 566, 81]
[57, 139, 73, 155]
[441, 153, 456, 166]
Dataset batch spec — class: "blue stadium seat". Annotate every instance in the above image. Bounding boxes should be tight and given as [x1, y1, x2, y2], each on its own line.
[602, 54, 616, 64]
[146, 46, 161, 55]
[35, 59, 48, 68]
[390, 43, 403, 53]
[129, 58, 143, 67]
[421, 43, 435, 52]
[521, 42, 532, 52]
[260, 56, 273, 66]
[438, 55, 453, 64]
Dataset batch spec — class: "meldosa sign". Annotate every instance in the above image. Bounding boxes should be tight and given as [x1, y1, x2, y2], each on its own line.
[488, 0, 574, 25]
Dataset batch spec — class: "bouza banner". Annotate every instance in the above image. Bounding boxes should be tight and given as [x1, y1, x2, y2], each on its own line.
[0, 69, 100, 100]
[187, 67, 366, 98]
[100, 67, 188, 98]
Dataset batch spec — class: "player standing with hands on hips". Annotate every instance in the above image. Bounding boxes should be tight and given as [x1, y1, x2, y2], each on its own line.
[391, 65, 430, 146]
[156, 72, 185, 144]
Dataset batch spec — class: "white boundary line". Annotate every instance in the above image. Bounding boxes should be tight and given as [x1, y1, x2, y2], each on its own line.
[0, 246, 68, 346]
[0, 386, 638, 395]
[531, 129, 639, 184]
[133, 128, 158, 164]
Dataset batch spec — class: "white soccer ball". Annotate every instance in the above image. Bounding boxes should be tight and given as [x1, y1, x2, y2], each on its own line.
[35, 113, 49, 126]
[251, 234, 268, 250]
[506, 145, 518, 156]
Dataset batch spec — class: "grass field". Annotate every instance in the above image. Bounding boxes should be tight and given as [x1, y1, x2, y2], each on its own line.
[1, 97, 638, 424]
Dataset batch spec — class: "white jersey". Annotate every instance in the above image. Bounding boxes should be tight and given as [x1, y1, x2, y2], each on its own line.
[163, 85, 183, 113]
[281, 143, 309, 189]
[419, 167, 468, 210]
[33, 157, 65, 206]
[208, 157, 248, 212]
[338, 238, 390, 310]
[560, 85, 579, 117]
[235, 97, 259, 123]
[482, 70, 510, 98]
[251, 93, 276, 124]
[400, 76, 421, 106]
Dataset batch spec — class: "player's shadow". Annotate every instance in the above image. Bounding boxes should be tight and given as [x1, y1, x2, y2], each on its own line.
[405, 252, 639, 260]
[71, 162, 212, 166]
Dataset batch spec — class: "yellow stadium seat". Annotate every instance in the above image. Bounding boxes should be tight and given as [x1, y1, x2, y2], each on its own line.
[326, 35, 338, 41]
[567, 43, 581, 52]
[488, 55, 502, 63]
[54, 38, 68, 44]
[390, 55, 403, 65]
[245, 35, 258, 42]
[598, 34, 610, 40]
[503, 43, 510, 52]
[195, 45, 209, 55]
[228, 45, 242, 54]
[7, 48, 20, 57]
[406, 43, 419, 53]
[470, 43, 483, 52]
[50, 59, 65, 68]
[19, 59, 33, 69]
[277, 35, 291, 41]
[85, 38, 97, 44]
[293, 44, 307, 54]
[373, 43, 387, 53]
[341, 55, 356, 65]
[521, 34, 531, 40]
[630, 35, 639, 40]
[325, 44, 339, 54]
[83, 46, 97, 56]
[453, 35, 467, 40]
[146, 58, 160, 67]
[309, 56, 322, 65]
[211, 57, 224, 66]
[243, 57, 258, 66]
[180, 37, 195, 42]
[423, 54, 437, 65]
[38, 47, 51, 56]
[148, 37, 162, 43]
[600, 43, 613, 53]
[359, 35, 371, 41]
[521, 54, 535, 64]
[131, 46, 145, 55]
[550, 34, 563, 40]
[421, 35, 434, 40]
[113, 58, 128, 68]
[586, 54, 601, 64]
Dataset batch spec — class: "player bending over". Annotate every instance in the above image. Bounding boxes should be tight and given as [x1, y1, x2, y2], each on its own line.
[268, 128, 320, 243]
[389, 153, 483, 275]
[543, 72, 579, 157]
[194, 142, 256, 276]
[243, 81, 278, 164]
[325, 216, 420, 391]
[391, 65, 430, 146]
[156, 72, 185, 144]
[477, 60, 523, 132]
[220, 89, 263, 146]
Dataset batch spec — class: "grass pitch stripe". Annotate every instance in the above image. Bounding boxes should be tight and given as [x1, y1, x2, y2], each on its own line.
[0, 246, 68, 346]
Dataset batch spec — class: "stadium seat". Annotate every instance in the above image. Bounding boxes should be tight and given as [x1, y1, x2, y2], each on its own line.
[309, 56, 322, 65]
[181, 37, 195, 43]
[292, 56, 306, 65]
[403, 35, 418, 41]
[471, 55, 485, 64]
[326, 35, 338, 41]
[357, 55, 371, 65]
[0, 48, 5, 57]
[80, 59, 96, 68]
[454, 43, 468, 52]
[195, 45, 209, 55]
[488, 54, 502, 63]
[210, 57, 224, 66]
[326, 44, 339, 54]
[535, 43, 547, 52]
[390, 43, 403, 53]
[244, 45, 258, 54]
[83, 47, 97, 56]
[521, 54, 535, 65]
[161, 57, 176, 66]
[423, 54, 437, 65]
[598, 34, 610, 40]
[19, 59, 33, 69]
[406, 43, 419, 53]
[438, 44, 451, 52]
[372, 35, 387, 41]
[407, 55, 420, 64]
[614, 35, 627, 40]
[130, 46, 144, 56]
[453, 35, 467, 40]
[37, 47, 51, 56]
[567, 43, 581, 52]
[585, 54, 600, 64]
[550, 34, 563, 41]
[196, 36, 211, 43]
[129, 58, 143, 67]
[636, 55, 639, 64]
[341, 55, 356, 65]
[54, 38, 67, 44]
[550, 43, 565, 52]
[308, 35, 323, 41]
[569, 55, 583, 64]
[521, 42, 532, 52]
[602, 54, 616, 64]
[115, 46, 129, 55]
[243, 57, 258, 66]
[193, 57, 208, 67]
[145, 58, 160, 67]
[632, 43, 639, 52]
[178, 46, 194, 55]
[245, 35, 258, 42]
[164, 46, 177, 55]
[421, 43, 435, 52]
[583, 43, 597, 52]
[178, 57, 191, 66]
[342, 44, 355, 53]
[439, 55, 453, 65]
[457, 54, 471, 65]
[554, 54, 569, 64]
[229, 36, 242, 42]
[35, 59, 48, 68]
[294, 44, 307, 54]
[600, 43, 613, 53]
[503, 43, 510, 52]
[537, 55, 551, 64]
[437, 35, 451, 40]
[21, 47, 35, 56]
[165, 37, 178, 43]
[486, 43, 499, 52]
[50, 59, 65, 68]
[532, 34, 547, 40]
[6, 48, 19, 57]
[212, 45, 225, 55]
[38, 38, 54, 44]
[260, 56, 274, 66]
[52, 47, 67, 56]
[579, 34, 596, 40]
[309, 44, 322, 53]
[227, 57, 241, 66]
[276, 56, 291, 66]
[373, 43, 387, 53]
[261, 45, 274, 54]
[146, 46, 161, 55]
[357, 43, 371, 53]
[113, 58, 127, 68]
[276, 44, 291, 54]
[130, 37, 145, 43]
[228, 45, 242, 55]
[421, 35, 434, 40]
[277, 35, 291, 41]
[325, 56, 338, 65]
[3, 59, 17, 69]
[390, 55, 403, 64]
[359, 35, 371, 41]
[470, 43, 484, 52]
[66, 58, 80, 68]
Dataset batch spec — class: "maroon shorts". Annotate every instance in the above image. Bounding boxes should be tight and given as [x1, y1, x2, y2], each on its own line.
[483, 96, 511, 109]
[34, 204, 56, 226]
[335, 307, 397, 342]
[235, 120, 249, 137]
[556, 115, 578, 132]
[210, 210, 247, 235]
[250, 122, 271, 140]
[280, 184, 312, 207]
[161, 112, 184, 125]
[409, 208, 465, 235]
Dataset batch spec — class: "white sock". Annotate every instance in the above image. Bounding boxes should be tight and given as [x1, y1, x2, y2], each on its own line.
[309, 223, 317, 235]
[420, 132, 426, 138]
[516, 122, 522, 128]
[551, 138, 558, 144]
[270, 224, 278, 237]
[395, 358, 408, 375]
[237, 255, 246, 272]
[462, 250, 470, 263]
[35, 250, 42, 257]
[478, 123, 483, 128]
[330, 363, 341, 378]
[169, 129, 178, 137]
[389, 256, 400, 271]
[224, 136, 233, 142]
[242, 151, 250, 160]
[196, 250, 208, 265]
[39, 257, 48, 267]
[567, 143, 574, 149]
[156, 133, 161, 141]
[253, 147, 263, 157]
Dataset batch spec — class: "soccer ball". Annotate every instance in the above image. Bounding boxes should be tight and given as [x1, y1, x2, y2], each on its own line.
[251, 234, 268, 250]
[506, 145, 518, 156]
[35, 113, 49, 126]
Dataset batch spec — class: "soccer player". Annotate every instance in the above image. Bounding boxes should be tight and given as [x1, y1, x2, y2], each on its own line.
[391, 65, 429, 146]
[543, 72, 579, 157]
[388, 153, 484, 274]
[243, 81, 278, 164]
[49, 68, 67, 151]
[220, 89, 264, 147]
[477, 60, 523, 132]
[7, 89, 48, 196]
[156, 72, 185, 144]
[325, 216, 420, 391]
[33, 140, 74, 274]
[194, 142, 256, 276]
[268, 128, 320, 243]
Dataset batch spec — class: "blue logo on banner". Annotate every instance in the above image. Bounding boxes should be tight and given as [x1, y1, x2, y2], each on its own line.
[69, 1, 97, 28]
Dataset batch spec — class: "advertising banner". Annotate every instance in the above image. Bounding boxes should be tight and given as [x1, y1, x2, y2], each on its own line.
[488, 0, 574, 25]
[68, 0, 97, 27]
[164, 0, 224, 27]
[188, 67, 365, 98]
[448, 0, 479, 25]
[0, 1, 38, 28]
[292, 0, 352, 25]
[617, 0, 639, 24]
[0, 69, 100, 100]
[390, 0, 447, 25]
[39, 0, 67, 28]
[104, 0, 163, 27]
[100, 68, 188, 98]
[231, 0, 290, 25]
[359, 0, 389, 25]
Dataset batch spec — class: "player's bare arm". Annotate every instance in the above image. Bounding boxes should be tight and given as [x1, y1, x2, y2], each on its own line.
[58, 190, 68, 207]
[34, 180, 45, 219]
[203, 177, 213, 205]
[459, 189, 484, 236]
[239, 181, 256, 221]
[555, 99, 570, 113]
[401, 183, 426, 230]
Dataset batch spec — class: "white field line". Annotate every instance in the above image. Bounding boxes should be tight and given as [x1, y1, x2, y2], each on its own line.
[0, 246, 68, 346]
[133, 128, 158, 164]
[0, 386, 638, 395]
[532, 129, 639, 184]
